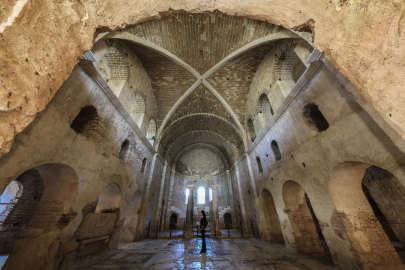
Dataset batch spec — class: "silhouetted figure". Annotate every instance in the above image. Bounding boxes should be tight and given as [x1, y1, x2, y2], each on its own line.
[199, 210, 208, 253]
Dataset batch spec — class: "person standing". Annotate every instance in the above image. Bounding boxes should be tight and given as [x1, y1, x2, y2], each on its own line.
[199, 210, 208, 253]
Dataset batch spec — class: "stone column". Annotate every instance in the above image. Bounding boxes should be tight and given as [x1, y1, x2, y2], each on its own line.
[137, 153, 158, 238]
[154, 162, 167, 232]
[211, 185, 222, 237]
[245, 153, 261, 235]
[184, 185, 195, 238]
[235, 162, 248, 231]
[226, 170, 237, 225]
[163, 168, 176, 229]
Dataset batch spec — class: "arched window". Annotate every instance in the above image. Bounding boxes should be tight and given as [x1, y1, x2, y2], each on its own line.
[70, 105, 99, 136]
[130, 94, 146, 128]
[185, 189, 189, 204]
[303, 104, 329, 132]
[209, 187, 212, 202]
[146, 119, 156, 142]
[271, 140, 282, 161]
[197, 187, 205, 205]
[257, 94, 274, 115]
[119, 140, 130, 160]
[140, 158, 147, 173]
[247, 119, 256, 142]
[256, 156, 263, 173]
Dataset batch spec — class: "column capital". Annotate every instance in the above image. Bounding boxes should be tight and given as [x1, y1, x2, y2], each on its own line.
[187, 185, 195, 190]
[211, 185, 218, 190]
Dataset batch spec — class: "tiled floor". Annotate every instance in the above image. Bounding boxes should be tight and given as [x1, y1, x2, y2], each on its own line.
[75, 238, 336, 269]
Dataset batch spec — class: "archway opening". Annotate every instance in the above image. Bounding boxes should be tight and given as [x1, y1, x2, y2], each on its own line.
[224, 213, 232, 229]
[1, 164, 79, 270]
[303, 104, 329, 133]
[282, 180, 328, 254]
[169, 213, 178, 230]
[70, 105, 100, 136]
[329, 162, 405, 268]
[261, 189, 284, 243]
[247, 119, 256, 142]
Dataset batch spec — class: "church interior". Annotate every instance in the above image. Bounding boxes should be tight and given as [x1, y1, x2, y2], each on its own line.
[1, 1, 405, 269]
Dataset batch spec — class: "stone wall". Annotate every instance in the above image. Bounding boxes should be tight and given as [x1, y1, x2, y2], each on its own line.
[0, 61, 165, 270]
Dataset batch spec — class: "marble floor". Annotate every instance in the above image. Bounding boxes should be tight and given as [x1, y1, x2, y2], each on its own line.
[74, 238, 336, 269]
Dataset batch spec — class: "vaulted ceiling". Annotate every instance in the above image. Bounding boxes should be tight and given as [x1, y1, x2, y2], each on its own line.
[99, 13, 302, 166]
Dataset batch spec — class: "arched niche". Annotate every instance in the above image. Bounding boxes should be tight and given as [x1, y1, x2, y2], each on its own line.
[282, 180, 325, 254]
[95, 183, 122, 213]
[328, 162, 405, 269]
[261, 189, 284, 243]
[2, 164, 79, 270]
[130, 93, 146, 129]
[247, 119, 256, 143]
[253, 94, 273, 134]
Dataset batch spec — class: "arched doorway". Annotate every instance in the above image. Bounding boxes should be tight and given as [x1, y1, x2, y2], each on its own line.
[169, 213, 178, 230]
[1, 164, 79, 270]
[282, 180, 326, 254]
[223, 213, 232, 229]
[261, 189, 284, 243]
[329, 162, 405, 269]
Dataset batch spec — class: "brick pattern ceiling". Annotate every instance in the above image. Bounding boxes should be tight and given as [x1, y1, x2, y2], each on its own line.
[206, 42, 276, 124]
[112, 13, 295, 165]
[166, 84, 235, 127]
[120, 41, 196, 128]
[123, 13, 279, 74]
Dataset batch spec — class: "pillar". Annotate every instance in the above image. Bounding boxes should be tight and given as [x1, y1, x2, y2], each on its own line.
[184, 185, 195, 238]
[226, 170, 237, 225]
[235, 163, 248, 231]
[137, 153, 158, 238]
[211, 185, 221, 237]
[154, 162, 167, 232]
[163, 168, 176, 230]
[245, 153, 261, 236]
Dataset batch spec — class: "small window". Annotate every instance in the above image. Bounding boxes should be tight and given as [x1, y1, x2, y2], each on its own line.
[141, 158, 147, 173]
[256, 157, 263, 173]
[247, 119, 256, 142]
[271, 141, 282, 161]
[185, 189, 190, 204]
[197, 187, 205, 205]
[70, 105, 99, 135]
[209, 187, 212, 202]
[119, 140, 130, 160]
[303, 104, 329, 132]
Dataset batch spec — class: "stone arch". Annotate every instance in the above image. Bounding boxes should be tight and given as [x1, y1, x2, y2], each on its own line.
[121, 190, 142, 242]
[130, 93, 146, 128]
[223, 212, 232, 229]
[303, 103, 329, 133]
[328, 162, 405, 269]
[282, 180, 324, 254]
[2, 164, 79, 270]
[261, 189, 284, 243]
